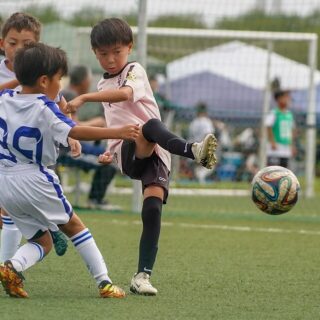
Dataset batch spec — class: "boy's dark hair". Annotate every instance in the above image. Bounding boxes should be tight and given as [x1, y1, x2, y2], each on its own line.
[274, 89, 290, 101]
[196, 102, 208, 114]
[91, 18, 133, 49]
[69, 65, 90, 86]
[1, 12, 41, 41]
[14, 42, 68, 86]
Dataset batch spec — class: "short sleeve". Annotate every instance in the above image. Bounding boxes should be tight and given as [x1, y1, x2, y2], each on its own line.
[121, 63, 146, 102]
[49, 114, 75, 147]
[40, 97, 75, 146]
[265, 110, 275, 127]
[54, 91, 62, 103]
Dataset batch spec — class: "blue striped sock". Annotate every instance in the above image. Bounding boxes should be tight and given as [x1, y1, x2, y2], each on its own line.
[10, 242, 45, 272]
[70, 228, 111, 285]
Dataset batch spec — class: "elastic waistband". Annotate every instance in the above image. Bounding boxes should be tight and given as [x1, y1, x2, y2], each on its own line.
[0, 164, 40, 175]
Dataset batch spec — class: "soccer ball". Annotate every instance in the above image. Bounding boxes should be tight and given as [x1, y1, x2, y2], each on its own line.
[251, 166, 300, 215]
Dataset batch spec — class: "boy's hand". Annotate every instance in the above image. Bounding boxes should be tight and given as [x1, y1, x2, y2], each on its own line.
[66, 96, 85, 113]
[119, 124, 140, 140]
[68, 138, 82, 158]
[98, 151, 113, 164]
[291, 145, 297, 157]
[271, 141, 277, 150]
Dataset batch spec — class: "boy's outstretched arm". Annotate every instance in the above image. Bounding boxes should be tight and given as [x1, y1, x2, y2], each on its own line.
[68, 124, 139, 141]
[66, 87, 133, 113]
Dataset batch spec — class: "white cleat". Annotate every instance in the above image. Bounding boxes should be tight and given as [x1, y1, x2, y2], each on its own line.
[130, 272, 158, 296]
[191, 133, 218, 169]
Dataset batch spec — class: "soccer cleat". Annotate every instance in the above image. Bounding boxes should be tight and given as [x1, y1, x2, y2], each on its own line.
[130, 272, 158, 296]
[191, 133, 218, 169]
[50, 230, 68, 256]
[0, 260, 28, 298]
[99, 280, 126, 298]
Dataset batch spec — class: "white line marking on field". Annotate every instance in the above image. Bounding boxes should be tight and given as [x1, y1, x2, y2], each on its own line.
[110, 187, 250, 196]
[110, 219, 320, 236]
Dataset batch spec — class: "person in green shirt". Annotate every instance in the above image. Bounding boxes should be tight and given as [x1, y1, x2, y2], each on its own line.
[265, 90, 296, 168]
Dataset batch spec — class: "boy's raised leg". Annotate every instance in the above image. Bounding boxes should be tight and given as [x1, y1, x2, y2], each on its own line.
[141, 119, 217, 169]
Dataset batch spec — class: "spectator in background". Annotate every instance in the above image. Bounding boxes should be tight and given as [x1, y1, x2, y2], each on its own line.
[61, 65, 119, 210]
[189, 103, 215, 184]
[149, 74, 179, 122]
[265, 90, 297, 168]
[234, 127, 259, 181]
[189, 103, 214, 142]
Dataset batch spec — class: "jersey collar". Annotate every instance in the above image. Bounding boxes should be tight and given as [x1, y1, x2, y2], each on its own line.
[103, 61, 135, 79]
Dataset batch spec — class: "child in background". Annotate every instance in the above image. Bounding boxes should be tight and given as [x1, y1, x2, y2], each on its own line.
[66, 18, 217, 295]
[265, 90, 296, 168]
[0, 43, 139, 298]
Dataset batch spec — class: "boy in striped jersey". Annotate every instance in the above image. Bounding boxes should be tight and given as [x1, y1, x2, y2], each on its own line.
[0, 43, 139, 298]
[0, 12, 78, 260]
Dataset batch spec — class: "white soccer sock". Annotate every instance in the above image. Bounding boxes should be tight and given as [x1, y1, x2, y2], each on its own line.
[0, 215, 23, 262]
[70, 228, 111, 285]
[10, 242, 44, 272]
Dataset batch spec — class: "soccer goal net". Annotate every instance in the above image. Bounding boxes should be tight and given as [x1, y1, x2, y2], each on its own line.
[74, 25, 318, 203]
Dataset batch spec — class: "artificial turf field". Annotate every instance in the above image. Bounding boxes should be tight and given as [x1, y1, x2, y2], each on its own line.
[1, 192, 320, 320]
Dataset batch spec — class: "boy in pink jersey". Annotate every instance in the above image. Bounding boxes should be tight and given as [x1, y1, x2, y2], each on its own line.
[66, 18, 217, 296]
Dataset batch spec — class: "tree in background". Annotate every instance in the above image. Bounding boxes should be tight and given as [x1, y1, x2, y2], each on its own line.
[216, 9, 320, 64]
[149, 15, 206, 29]
[24, 5, 60, 24]
[68, 6, 106, 27]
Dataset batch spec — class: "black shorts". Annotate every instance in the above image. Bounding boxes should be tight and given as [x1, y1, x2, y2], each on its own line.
[121, 140, 170, 203]
[267, 156, 290, 168]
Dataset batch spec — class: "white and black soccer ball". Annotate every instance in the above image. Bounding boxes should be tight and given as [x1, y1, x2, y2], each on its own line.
[251, 166, 300, 215]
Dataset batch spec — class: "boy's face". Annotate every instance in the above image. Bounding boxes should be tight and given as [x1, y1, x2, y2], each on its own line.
[0, 28, 37, 71]
[41, 71, 63, 100]
[93, 43, 132, 75]
[277, 93, 291, 109]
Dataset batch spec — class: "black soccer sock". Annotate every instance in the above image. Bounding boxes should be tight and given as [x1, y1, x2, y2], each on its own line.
[138, 196, 163, 275]
[142, 118, 194, 159]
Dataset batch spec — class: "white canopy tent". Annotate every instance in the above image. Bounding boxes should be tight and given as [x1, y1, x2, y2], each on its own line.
[166, 41, 320, 115]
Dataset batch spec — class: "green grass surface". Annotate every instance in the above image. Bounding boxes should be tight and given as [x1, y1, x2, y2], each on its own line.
[2, 193, 320, 319]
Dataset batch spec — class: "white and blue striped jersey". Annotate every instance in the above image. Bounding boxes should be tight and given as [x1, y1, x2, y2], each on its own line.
[0, 58, 21, 90]
[0, 89, 75, 167]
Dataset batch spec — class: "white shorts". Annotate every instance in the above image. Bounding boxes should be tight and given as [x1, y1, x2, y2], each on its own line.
[0, 164, 73, 240]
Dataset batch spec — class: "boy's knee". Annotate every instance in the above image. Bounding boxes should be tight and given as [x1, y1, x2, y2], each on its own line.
[29, 231, 53, 255]
[142, 119, 162, 142]
[142, 196, 163, 224]
[145, 118, 161, 127]
[59, 213, 86, 238]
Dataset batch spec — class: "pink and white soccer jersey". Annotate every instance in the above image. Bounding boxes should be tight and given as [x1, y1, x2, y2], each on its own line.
[98, 62, 171, 172]
[0, 90, 75, 239]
